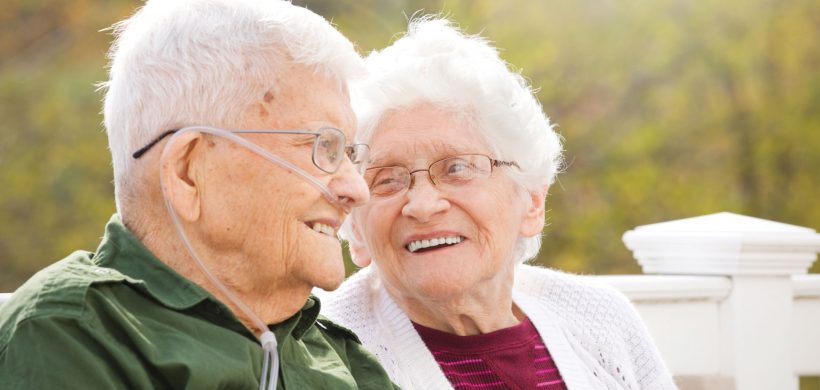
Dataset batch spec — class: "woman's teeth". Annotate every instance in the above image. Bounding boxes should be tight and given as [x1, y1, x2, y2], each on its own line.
[407, 236, 464, 253]
[311, 222, 336, 237]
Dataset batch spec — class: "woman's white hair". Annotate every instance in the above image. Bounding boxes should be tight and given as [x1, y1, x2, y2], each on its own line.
[347, 17, 563, 263]
[100, 0, 364, 212]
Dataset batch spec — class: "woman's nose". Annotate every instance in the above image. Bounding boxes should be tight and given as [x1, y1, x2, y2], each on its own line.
[401, 175, 449, 223]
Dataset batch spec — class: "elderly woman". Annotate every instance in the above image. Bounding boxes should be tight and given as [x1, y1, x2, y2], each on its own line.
[322, 18, 676, 390]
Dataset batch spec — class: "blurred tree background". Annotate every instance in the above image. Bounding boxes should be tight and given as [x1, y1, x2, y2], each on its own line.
[1, 0, 818, 291]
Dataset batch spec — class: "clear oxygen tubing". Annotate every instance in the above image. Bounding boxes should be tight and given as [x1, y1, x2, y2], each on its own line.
[158, 126, 343, 390]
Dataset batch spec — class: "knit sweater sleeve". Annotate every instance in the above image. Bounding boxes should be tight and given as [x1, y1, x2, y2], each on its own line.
[316, 269, 378, 350]
[515, 265, 678, 390]
[603, 283, 677, 389]
[613, 289, 678, 389]
[318, 268, 405, 384]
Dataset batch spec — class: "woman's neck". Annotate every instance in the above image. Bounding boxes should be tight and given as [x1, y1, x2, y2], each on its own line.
[385, 266, 523, 336]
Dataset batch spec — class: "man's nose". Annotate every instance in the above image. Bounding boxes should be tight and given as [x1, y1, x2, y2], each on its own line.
[329, 158, 370, 209]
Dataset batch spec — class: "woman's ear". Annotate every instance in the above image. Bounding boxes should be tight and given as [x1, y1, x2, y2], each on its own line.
[159, 131, 204, 222]
[348, 219, 372, 268]
[519, 185, 548, 237]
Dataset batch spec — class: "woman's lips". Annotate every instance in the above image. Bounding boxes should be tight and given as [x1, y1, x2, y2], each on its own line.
[406, 235, 465, 253]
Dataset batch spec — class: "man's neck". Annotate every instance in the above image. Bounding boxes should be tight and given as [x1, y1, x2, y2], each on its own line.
[127, 214, 311, 337]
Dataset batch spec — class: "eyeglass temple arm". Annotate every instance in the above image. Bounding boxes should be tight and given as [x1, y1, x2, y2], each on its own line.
[132, 129, 179, 159]
[492, 159, 520, 169]
[132, 129, 318, 159]
[231, 130, 318, 135]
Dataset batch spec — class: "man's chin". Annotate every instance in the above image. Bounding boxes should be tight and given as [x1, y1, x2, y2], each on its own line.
[311, 265, 345, 291]
[313, 274, 344, 291]
[294, 249, 346, 291]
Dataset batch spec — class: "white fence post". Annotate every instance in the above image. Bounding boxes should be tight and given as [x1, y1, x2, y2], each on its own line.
[623, 212, 820, 390]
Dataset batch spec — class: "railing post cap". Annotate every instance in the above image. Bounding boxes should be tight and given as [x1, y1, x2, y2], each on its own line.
[622, 212, 820, 276]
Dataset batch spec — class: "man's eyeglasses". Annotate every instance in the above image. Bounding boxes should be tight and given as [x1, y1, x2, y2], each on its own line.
[132, 127, 370, 174]
[364, 154, 519, 197]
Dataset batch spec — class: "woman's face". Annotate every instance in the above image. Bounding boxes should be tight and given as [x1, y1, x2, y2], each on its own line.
[352, 103, 544, 302]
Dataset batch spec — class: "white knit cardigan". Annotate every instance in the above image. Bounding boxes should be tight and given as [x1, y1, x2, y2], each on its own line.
[319, 264, 677, 390]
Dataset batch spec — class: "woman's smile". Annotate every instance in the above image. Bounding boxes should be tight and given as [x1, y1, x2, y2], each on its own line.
[405, 235, 465, 253]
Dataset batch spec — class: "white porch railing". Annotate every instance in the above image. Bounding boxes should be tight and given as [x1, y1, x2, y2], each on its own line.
[1, 212, 818, 390]
[603, 212, 820, 390]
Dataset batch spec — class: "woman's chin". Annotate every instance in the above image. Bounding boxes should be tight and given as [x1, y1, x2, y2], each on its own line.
[404, 276, 478, 302]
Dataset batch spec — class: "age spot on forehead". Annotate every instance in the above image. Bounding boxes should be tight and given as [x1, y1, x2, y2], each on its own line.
[263, 91, 275, 103]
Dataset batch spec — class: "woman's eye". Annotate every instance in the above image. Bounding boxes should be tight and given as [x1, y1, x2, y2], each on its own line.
[367, 170, 407, 196]
[368, 170, 400, 188]
[374, 177, 396, 187]
[445, 161, 470, 175]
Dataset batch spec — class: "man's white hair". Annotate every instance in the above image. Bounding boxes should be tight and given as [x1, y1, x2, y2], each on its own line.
[347, 17, 563, 263]
[100, 0, 364, 212]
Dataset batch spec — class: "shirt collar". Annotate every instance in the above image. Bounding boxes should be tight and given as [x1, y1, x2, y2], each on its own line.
[273, 295, 321, 341]
[93, 214, 322, 341]
[92, 214, 212, 311]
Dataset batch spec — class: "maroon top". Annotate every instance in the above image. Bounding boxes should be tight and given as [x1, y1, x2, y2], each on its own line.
[413, 317, 568, 390]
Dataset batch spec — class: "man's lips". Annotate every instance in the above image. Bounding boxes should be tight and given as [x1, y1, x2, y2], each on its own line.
[305, 220, 340, 237]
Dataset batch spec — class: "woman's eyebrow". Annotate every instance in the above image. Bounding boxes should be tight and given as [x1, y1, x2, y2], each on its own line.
[369, 141, 469, 166]
[435, 144, 464, 155]
[367, 154, 404, 167]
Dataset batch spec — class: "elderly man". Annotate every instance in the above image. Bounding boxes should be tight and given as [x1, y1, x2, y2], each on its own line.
[0, 0, 397, 388]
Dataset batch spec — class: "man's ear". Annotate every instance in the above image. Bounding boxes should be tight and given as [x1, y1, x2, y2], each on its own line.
[520, 185, 548, 237]
[159, 131, 203, 222]
[348, 219, 372, 268]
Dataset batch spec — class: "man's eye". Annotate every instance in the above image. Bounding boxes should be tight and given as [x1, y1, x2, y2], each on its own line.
[317, 139, 333, 150]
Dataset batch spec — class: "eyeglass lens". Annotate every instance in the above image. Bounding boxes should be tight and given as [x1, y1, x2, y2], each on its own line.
[346, 144, 370, 174]
[312, 128, 369, 174]
[313, 128, 345, 173]
[365, 154, 494, 197]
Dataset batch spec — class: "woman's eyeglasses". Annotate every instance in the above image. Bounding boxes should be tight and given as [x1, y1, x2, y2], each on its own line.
[364, 154, 519, 197]
[132, 127, 370, 174]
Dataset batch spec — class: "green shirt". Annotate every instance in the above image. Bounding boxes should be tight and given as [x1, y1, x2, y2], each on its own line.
[0, 215, 398, 389]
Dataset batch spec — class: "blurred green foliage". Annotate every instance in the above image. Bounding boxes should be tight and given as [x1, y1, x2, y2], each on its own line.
[1, 0, 818, 291]
[802, 376, 820, 390]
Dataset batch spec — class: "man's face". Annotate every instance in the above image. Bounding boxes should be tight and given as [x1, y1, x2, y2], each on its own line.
[195, 63, 368, 297]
